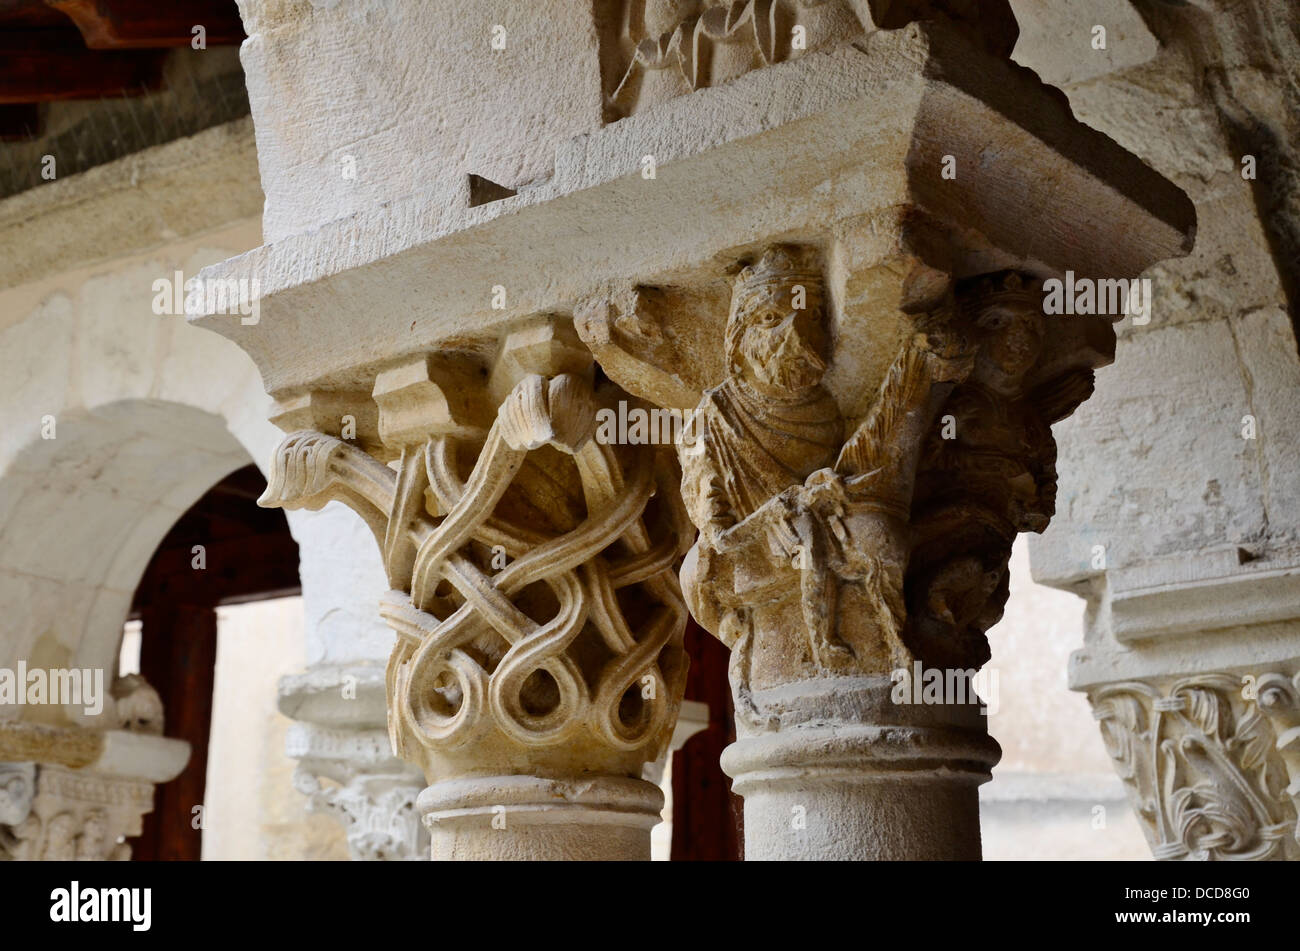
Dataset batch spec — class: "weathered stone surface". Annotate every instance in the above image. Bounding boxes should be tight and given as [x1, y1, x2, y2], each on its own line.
[257, 320, 693, 859]
[197, 19, 1192, 398]
[1016, 0, 1300, 861]
[191, 0, 1200, 864]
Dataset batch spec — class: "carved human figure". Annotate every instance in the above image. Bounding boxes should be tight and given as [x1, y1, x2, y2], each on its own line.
[921, 279, 1055, 532]
[679, 246, 972, 695]
[907, 273, 1090, 668]
[42, 812, 77, 861]
[606, 1, 862, 118]
[112, 674, 165, 735]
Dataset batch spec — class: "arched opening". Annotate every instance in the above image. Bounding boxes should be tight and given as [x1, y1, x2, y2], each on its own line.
[0, 398, 303, 860]
[124, 463, 299, 861]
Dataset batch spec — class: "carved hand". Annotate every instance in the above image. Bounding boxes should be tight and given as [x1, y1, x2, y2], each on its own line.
[912, 318, 975, 384]
[765, 508, 802, 565]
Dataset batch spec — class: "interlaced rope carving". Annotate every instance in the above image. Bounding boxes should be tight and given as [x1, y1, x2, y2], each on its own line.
[260, 373, 691, 764]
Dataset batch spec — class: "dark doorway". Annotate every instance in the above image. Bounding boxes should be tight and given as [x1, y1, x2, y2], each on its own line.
[670, 618, 744, 861]
[126, 463, 300, 861]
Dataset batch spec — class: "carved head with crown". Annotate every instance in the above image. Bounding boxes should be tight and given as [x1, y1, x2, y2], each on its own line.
[724, 245, 830, 397]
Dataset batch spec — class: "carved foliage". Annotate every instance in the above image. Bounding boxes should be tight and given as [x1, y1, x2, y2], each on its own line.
[293, 765, 426, 862]
[1093, 673, 1300, 861]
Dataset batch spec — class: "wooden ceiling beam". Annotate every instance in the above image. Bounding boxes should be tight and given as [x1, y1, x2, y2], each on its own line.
[45, 0, 244, 50]
[0, 101, 39, 138]
[0, 34, 164, 102]
[130, 530, 302, 611]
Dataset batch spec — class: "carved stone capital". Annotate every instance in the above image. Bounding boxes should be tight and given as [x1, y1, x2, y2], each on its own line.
[0, 764, 154, 861]
[288, 723, 428, 862]
[259, 321, 694, 859]
[676, 250, 1103, 701]
[0, 698, 189, 860]
[1091, 670, 1300, 861]
[193, 5, 1195, 862]
[1047, 546, 1300, 860]
[651, 243, 1123, 859]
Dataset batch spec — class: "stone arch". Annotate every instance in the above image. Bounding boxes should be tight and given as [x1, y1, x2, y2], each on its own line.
[0, 259, 286, 729]
[0, 399, 257, 673]
[0, 262, 393, 739]
[0, 397, 280, 729]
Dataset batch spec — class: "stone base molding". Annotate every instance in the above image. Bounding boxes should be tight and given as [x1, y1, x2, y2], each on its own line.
[723, 677, 998, 859]
[418, 774, 664, 862]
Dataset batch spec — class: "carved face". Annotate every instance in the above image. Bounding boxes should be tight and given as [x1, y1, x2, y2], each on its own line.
[732, 284, 828, 394]
[976, 305, 1043, 392]
[44, 813, 77, 860]
[79, 811, 107, 857]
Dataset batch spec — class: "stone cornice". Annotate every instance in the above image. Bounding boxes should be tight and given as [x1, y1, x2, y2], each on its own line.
[1068, 547, 1300, 689]
[0, 118, 260, 292]
[194, 19, 1194, 396]
[0, 721, 189, 784]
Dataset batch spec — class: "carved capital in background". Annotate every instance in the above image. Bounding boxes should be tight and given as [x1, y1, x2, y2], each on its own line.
[0, 765, 151, 861]
[288, 724, 428, 862]
[1092, 670, 1300, 861]
[0, 710, 188, 861]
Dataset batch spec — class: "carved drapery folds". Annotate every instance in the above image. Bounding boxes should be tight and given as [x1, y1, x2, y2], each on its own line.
[258, 328, 693, 854]
[677, 248, 1099, 703]
[1093, 671, 1300, 861]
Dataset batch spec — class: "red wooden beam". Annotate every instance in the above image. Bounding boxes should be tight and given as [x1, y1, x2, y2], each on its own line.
[46, 0, 244, 49]
[0, 102, 39, 138]
[133, 604, 218, 861]
[0, 33, 164, 102]
[0, 0, 67, 28]
[671, 619, 744, 860]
